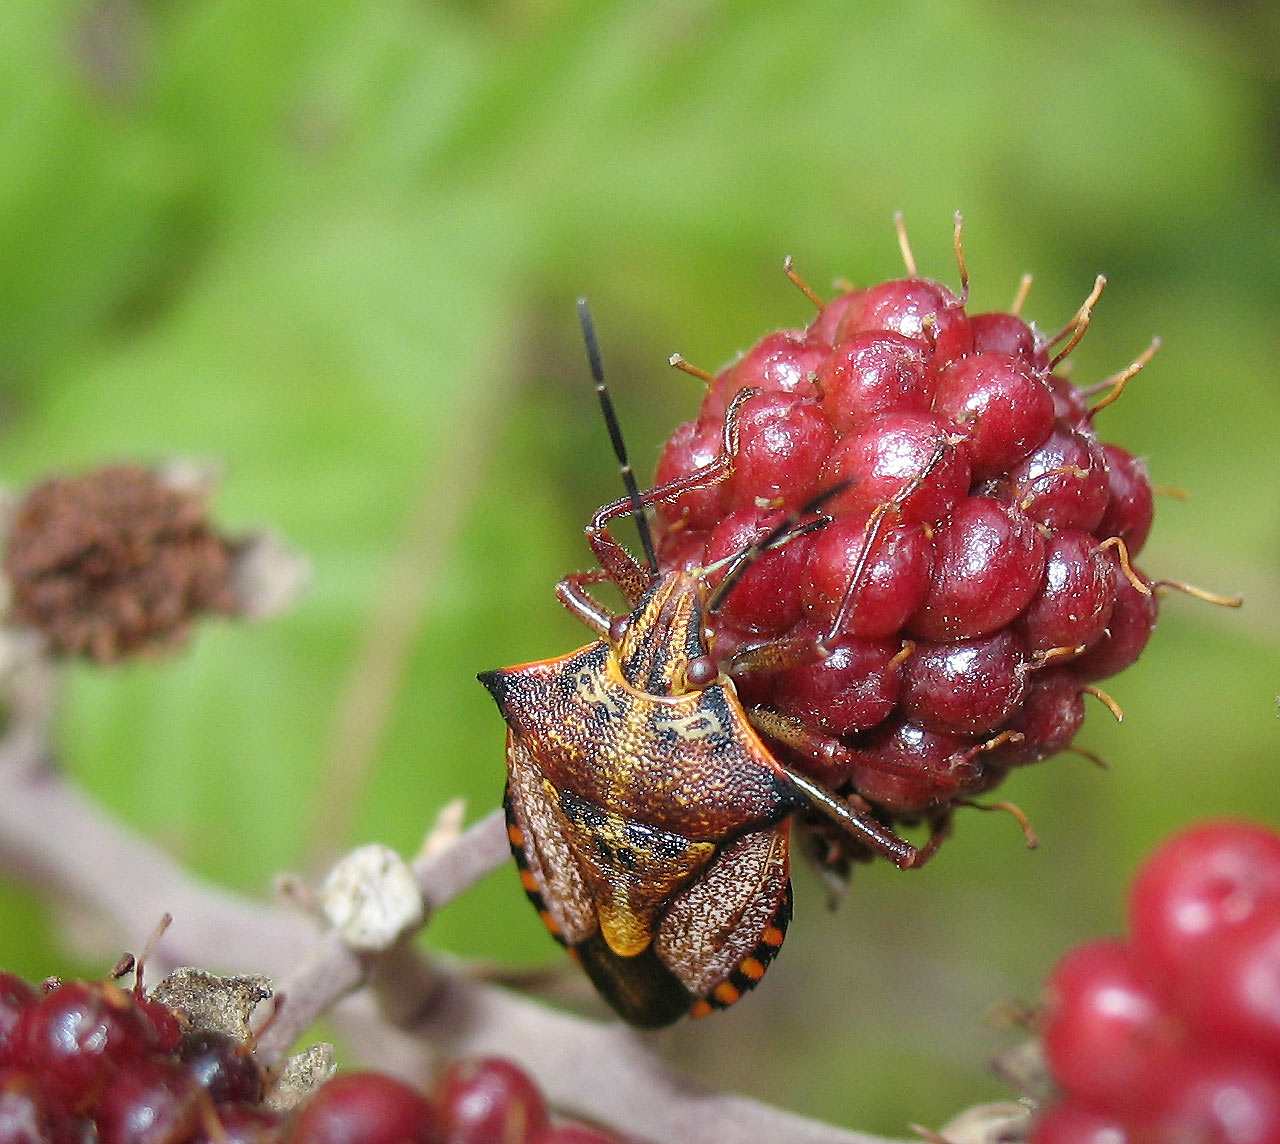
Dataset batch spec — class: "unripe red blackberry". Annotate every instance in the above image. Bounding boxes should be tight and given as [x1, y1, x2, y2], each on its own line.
[0, 966, 282, 1143]
[1030, 819, 1280, 1141]
[287, 1072, 437, 1144]
[0, 963, 631, 1144]
[651, 221, 1235, 842]
[432, 1055, 550, 1144]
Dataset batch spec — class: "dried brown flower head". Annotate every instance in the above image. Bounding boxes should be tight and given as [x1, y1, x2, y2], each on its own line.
[3, 464, 238, 662]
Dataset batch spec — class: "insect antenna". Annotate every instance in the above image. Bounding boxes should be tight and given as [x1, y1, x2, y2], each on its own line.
[577, 299, 659, 573]
[705, 483, 849, 614]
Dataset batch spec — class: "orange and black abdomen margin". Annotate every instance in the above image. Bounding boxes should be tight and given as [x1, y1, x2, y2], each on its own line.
[503, 782, 793, 1029]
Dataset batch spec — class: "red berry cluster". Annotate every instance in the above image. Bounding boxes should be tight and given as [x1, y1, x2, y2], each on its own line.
[0, 971, 622, 1144]
[1033, 821, 1280, 1143]
[653, 252, 1161, 822]
[0, 974, 271, 1143]
[295, 1058, 623, 1144]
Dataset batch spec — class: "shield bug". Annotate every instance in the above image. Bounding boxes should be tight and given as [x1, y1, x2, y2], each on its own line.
[478, 303, 939, 1028]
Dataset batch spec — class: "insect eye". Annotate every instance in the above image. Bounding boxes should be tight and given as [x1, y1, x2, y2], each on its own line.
[608, 616, 630, 645]
[685, 655, 718, 688]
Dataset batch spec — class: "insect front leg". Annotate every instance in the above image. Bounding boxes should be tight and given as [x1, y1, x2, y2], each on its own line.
[582, 387, 754, 606]
[556, 569, 617, 638]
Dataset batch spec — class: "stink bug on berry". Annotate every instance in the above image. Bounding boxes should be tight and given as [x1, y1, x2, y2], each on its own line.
[478, 302, 941, 1028]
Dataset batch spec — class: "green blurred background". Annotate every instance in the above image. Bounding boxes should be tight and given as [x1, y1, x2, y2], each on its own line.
[2, 0, 1278, 1134]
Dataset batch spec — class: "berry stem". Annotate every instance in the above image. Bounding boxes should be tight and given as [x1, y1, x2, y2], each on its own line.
[951, 212, 970, 303]
[1095, 536, 1151, 596]
[1067, 744, 1111, 769]
[959, 799, 1039, 849]
[1081, 683, 1124, 723]
[1151, 578, 1243, 608]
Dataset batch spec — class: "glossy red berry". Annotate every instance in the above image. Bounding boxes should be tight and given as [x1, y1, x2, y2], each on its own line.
[821, 411, 972, 524]
[969, 311, 1046, 368]
[93, 1057, 202, 1144]
[801, 512, 933, 640]
[702, 508, 809, 636]
[1029, 1102, 1133, 1144]
[724, 393, 834, 512]
[900, 629, 1026, 736]
[990, 669, 1085, 766]
[1069, 560, 1157, 682]
[815, 331, 932, 432]
[197, 1104, 283, 1144]
[1096, 444, 1155, 557]
[652, 418, 727, 531]
[179, 1029, 265, 1104]
[1005, 424, 1110, 532]
[434, 1057, 550, 1144]
[288, 1072, 437, 1144]
[1145, 1054, 1280, 1144]
[906, 496, 1046, 641]
[1034, 822, 1280, 1143]
[1176, 906, 1280, 1065]
[1017, 529, 1114, 655]
[1041, 939, 1186, 1113]
[931, 352, 1055, 478]
[1129, 822, 1280, 991]
[846, 716, 986, 814]
[845, 277, 973, 360]
[0, 975, 37, 1066]
[771, 635, 903, 736]
[701, 330, 827, 420]
[16, 981, 156, 1111]
[0, 1068, 85, 1144]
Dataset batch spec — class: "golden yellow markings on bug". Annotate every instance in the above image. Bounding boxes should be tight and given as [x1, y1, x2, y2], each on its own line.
[573, 662, 625, 713]
[652, 707, 727, 743]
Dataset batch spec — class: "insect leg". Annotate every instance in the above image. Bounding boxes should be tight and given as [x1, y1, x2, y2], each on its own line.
[746, 706, 940, 870]
[555, 569, 615, 638]
[822, 437, 948, 647]
[782, 762, 943, 870]
[581, 387, 754, 606]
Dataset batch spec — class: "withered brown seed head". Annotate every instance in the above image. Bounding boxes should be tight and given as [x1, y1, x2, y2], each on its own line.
[3, 464, 238, 662]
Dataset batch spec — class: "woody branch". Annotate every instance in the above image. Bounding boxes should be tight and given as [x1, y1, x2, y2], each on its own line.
[0, 651, 946, 1144]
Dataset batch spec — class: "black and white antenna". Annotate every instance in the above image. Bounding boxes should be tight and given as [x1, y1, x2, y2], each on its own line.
[577, 299, 658, 572]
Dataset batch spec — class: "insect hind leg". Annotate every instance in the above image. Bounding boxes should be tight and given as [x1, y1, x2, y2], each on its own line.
[772, 753, 943, 871]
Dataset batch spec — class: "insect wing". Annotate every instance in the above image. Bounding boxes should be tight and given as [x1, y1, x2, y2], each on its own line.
[656, 823, 792, 1016]
[503, 731, 596, 947]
